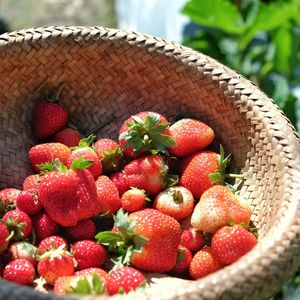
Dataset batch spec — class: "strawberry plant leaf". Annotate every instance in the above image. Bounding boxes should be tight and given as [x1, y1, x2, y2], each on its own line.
[37, 161, 56, 174]
[92, 274, 105, 294]
[70, 157, 93, 170]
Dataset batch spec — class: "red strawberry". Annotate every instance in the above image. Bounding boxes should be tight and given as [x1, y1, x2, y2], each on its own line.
[72, 240, 107, 270]
[180, 228, 204, 252]
[0, 188, 21, 213]
[153, 186, 194, 221]
[121, 188, 148, 212]
[28, 143, 71, 172]
[67, 135, 102, 179]
[65, 219, 96, 241]
[106, 266, 146, 295]
[37, 245, 75, 285]
[110, 172, 130, 196]
[52, 128, 81, 147]
[32, 211, 59, 242]
[171, 245, 193, 274]
[39, 158, 99, 227]
[33, 83, 69, 139]
[16, 188, 43, 215]
[0, 222, 9, 254]
[189, 247, 223, 279]
[94, 138, 125, 174]
[23, 174, 42, 190]
[97, 209, 181, 273]
[8, 241, 37, 266]
[169, 118, 215, 157]
[2, 209, 32, 240]
[211, 225, 257, 265]
[95, 175, 122, 215]
[191, 185, 252, 233]
[119, 111, 174, 157]
[3, 259, 35, 285]
[38, 236, 69, 253]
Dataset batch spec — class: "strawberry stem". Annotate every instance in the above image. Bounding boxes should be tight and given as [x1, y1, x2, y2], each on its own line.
[85, 115, 117, 137]
[54, 82, 65, 102]
[5, 230, 15, 242]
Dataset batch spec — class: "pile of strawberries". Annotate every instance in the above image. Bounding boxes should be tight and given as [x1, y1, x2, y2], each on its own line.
[0, 86, 258, 296]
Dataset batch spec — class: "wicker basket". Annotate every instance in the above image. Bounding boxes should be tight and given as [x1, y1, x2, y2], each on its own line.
[0, 26, 299, 300]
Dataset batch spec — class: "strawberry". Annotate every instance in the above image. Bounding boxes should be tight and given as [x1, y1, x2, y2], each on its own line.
[169, 118, 215, 157]
[189, 247, 223, 279]
[97, 209, 181, 273]
[28, 143, 71, 172]
[94, 138, 125, 174]
[16, 188, 43, 215]
[23, 174, 42, 191]
[0, 188, 21, 214]
[153, 186, 194, 221]
[95, 175, 122, 215]
[211, 225, 257, 265]
[8, 241, 37, 266]
[106, 266, 146, 295]
[110, 172, 130, 196]
[0, 222, 9, 253]
[121, 188, 148, 212]
[67, 135, 102, 179]
[171, 245, 192, 274]
[3, 259, 35, 285]
[75, 267, 108, 278]
[191, 185, 252, 233]
[32, 211, 59, 242]
[52, 127, 81, 147]
[2, 209, 32, 241]
[119, 111, 174, 157]
[65, 219, 96, 241]
[37, 245, 75, 285]
[33, 82, 69, 139]
[38, 158, 99, 227]
[72, 240, 107, 270]
[180, 228, 204, 252]
[38, 235, 69, 253]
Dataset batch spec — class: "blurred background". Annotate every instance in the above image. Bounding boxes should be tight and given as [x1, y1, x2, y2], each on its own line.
[0, 0, 299, 298]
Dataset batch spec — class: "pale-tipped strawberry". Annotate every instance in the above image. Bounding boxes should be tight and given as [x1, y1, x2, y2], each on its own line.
[38, 158, 99, 227]
[52, 127, 81, 147]
[33, 82, 69, 139]
[153, 186, 194, 221]
[0, 188, 21, 215]
[121, 188, 149, 212]
[97, 208, 181, 273]
[65, 219, 96, 241]
[189, 247, 223, 279]
[67, 135, 102, 179]
[191, 185, 252, 233]
[211, 225, 257, 265]
[119, 111, 175, 157]
[38, 235, 69, 253]
[171, 245, 193, 275]
[28, 142, 71, 172]
[8, 241, 37, 266]
[0, 222, 9, 254]
[180, 228, 204, 252]
[16, 188, 43, 215]
[169, 118, 215, 157]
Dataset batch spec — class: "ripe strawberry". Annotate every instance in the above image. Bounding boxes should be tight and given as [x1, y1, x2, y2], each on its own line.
[0, 222, 9, 254]
[32, 211, 59, 242]
[75, 267, 108, 279]
[3, 259, 35, 285]
[37, 245, 75, 285]
[211, 225, 257, 265]
[110, 172, 130, 196]
[65, 219, 96, 241]
[23, 174, 42, 190]
[121, 188, 148, 212]
[169, 118, 215, 157]
[39, 158, 99, 227]
[33, 83, 69, 139]
[189, 247, 223, 279]
[106, 266, 146, 295]
[180, 228, 204, 252]
[2, 209, 32, 240]
[72, 240, 107, 270]
[191, 185, 252, 233]
[16, 188, 43, 215]
[153, 186, 194, 221]
[97, 209, 181, 273]
[38, 236, 69, 253]
[52, 127, 81, 147]
[95, 175, 122, 215]
[67, 135, 102, 179]
[0, 188, 21, 214]
[94, 138, 125, 174]
[8, 241, 37, 266]
[28, 143, 71, 172]
[171, 245, 193, 274]
[119, 111, 174, 157]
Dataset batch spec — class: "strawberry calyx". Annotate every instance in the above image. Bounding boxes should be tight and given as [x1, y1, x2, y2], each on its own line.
[67, 274, 106, 295]
[71, 134, 97, 152]
[96, 209, 148, 266]
[37, 244, 71, 261]
[176, 247, 186, 264]
[2, 217, 27, 242]
[119, 113, 175, 155]
[160, 159, 179, 188]
[228, 220, 259, 238]
[0, 199, 16, 218]
[48, 82, 66, 106]
[171, 189, 184, 204]
[101, 146, 125, 174]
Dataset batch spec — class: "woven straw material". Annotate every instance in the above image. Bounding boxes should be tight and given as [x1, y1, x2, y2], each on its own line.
[0, 26, 299, 300]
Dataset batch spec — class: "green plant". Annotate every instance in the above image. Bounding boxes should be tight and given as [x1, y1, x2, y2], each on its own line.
[182, 0, 300, 131]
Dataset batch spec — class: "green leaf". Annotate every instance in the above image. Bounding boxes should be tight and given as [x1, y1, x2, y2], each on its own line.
[70, 157, 93, 170]
[37, 161, 57, 174]
[176, 247, 186, 264]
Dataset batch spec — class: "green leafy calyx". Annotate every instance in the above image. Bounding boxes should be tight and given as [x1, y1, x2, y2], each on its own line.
[69, 274, 105, 295]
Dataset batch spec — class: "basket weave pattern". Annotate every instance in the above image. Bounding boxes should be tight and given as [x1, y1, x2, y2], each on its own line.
[0, 26, 299, 300]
